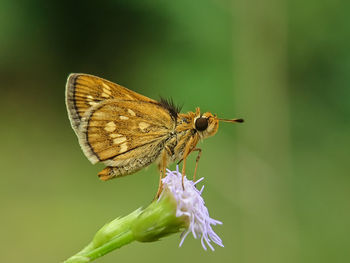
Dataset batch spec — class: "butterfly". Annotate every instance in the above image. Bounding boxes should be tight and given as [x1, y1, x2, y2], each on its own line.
[65, 73, 243, 194]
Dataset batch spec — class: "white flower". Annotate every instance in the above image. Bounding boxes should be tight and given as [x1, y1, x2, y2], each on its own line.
[159, 166, 224, 251]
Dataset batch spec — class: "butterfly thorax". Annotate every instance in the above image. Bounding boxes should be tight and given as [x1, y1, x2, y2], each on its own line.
[163, 111, 198, 163]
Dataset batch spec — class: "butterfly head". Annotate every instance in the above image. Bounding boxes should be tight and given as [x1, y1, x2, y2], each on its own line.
[194, 108, 244, 139]
[194, 112, 219, 139]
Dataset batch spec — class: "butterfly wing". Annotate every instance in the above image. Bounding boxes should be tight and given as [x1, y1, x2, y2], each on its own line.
[66, 73, 177, 177]
[77, 99, 175, 167]
[66, 73, 156, 132]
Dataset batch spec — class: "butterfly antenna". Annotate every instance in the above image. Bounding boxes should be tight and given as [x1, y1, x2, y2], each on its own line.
[217, 118, 244, 123]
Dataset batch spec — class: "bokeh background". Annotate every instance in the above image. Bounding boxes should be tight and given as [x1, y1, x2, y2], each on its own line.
[1, 0, 349, 262]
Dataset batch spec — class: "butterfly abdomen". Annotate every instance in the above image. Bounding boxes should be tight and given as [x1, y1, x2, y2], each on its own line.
[97, 141, 166, 180]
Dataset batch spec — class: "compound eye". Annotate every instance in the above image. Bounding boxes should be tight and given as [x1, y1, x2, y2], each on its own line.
[195, 117, 208, 131]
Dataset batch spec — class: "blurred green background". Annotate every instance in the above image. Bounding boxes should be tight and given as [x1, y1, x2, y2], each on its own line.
[1, 0, 349, 262]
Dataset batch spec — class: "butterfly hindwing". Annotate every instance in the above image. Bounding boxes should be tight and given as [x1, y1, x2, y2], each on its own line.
[78, 99, 175, 166]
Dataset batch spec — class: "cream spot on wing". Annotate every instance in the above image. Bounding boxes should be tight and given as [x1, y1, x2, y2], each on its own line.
[120, 116, 129, 120]
[109, 133, 122, 138]
[104, 121, 116, 132]
[101, 92, 110, 98]
[89, 101, 98, 106]
[87, 95, 94, 100]
[138, 122, 150, 131]
[119, 142, 128, 153]
[127, 109, 136, 116]
[103, 87, 112, 95]
[102, 82, 111, 91]
[113, 137, 127, 144]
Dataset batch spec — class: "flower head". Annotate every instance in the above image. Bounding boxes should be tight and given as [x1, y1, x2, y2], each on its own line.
[64, 167, 224, 262]
[159, 166, 224, 251]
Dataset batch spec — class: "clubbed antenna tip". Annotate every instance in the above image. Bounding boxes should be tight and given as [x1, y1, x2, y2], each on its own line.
[218, 118, 244, 123]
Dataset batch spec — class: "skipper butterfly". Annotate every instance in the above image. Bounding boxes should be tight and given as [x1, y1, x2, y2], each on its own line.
[66, 73, 243, 193]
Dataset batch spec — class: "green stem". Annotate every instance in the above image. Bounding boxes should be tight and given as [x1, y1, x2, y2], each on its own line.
[64, 230, 134, 263]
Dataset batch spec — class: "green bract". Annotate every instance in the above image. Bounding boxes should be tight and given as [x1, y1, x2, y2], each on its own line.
[132, 188, 189, 242]
[64, 190, 188, 263]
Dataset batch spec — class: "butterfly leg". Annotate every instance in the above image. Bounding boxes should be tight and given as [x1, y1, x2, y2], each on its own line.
[181, 136, 196, 189]
[155, 149, 169, 198]
[155, 171, 163, 199]
[191, 148, 202, 182]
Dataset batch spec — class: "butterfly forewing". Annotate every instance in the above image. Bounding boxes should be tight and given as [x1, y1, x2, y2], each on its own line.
[66, 73, 156, 131]
[78, 99, 175, 166]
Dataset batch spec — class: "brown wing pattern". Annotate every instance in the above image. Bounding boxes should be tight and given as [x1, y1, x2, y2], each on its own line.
[65, 73, 156, 131]
[78, 99, 175, 165]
